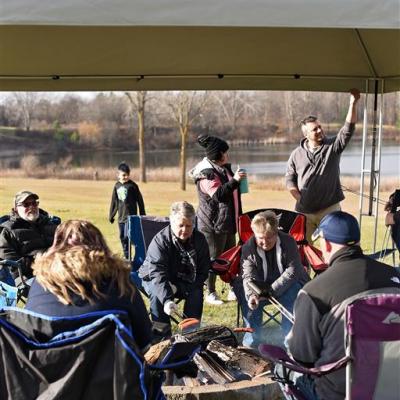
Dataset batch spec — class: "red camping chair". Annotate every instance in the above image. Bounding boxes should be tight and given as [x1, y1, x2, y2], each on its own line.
[211, 208, 327, 327]
[213, 208, 326, 284]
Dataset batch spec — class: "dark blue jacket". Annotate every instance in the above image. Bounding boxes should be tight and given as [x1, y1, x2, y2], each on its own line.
[26, 279, 152, 351]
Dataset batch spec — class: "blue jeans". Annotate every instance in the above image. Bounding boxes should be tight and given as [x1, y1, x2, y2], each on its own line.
[275, 365, 320, 400]
[143, 281, 204, 341]
[0, 267, 15, 286]
[242, 281, 302, 348]
[118, 222, 129, 259]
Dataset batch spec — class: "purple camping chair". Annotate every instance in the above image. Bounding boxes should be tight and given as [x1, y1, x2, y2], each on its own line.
[259, 290, 400, 400]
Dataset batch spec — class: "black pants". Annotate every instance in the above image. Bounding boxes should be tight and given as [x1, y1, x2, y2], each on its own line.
[118, 222, 129, 259]
[202, 231, 236, 293]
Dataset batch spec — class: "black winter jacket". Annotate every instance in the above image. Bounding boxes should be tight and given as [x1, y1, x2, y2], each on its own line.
[138, 226, 210, 305]
[189, 158, 241, 234]
[0, 210, 59, 276]
[109, 180, 146, 224]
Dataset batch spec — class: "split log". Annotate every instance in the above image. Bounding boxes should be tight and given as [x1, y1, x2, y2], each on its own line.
[145, 339, 171, 364]
[193, 352, 236, 385]
[206, 340, 271, 377]
[181, 325, 237, 349]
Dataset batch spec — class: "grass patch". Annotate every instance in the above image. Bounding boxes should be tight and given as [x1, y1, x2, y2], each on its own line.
[0, 177, 397, 329]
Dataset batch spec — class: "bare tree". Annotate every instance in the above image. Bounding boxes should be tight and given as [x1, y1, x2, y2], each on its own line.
[213, 91, 251, 137]
[13, 92, 41, 131]
[125, 91, 148, 183]
[167, 91, 209, 190]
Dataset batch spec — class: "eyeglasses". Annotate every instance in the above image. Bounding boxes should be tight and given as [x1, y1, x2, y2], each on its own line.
[17, 200, 39, 208]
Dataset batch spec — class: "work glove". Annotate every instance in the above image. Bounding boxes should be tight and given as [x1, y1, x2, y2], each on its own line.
[170, 283, 178, 294]
[109, 217, 115, 224]
[248, 294, 259, 311]
[163, 300, 179, 316]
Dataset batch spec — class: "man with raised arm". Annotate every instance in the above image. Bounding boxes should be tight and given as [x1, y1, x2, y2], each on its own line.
[285, 89, 361, 243]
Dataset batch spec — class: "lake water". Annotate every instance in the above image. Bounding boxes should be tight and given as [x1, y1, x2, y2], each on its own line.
[2, 142, 399, 178]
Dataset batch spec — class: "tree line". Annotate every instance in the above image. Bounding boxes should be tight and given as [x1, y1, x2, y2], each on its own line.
[0, 90, 399, 189]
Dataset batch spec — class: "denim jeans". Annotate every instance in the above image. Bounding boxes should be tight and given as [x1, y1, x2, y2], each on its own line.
[242, 281, 302, 348]
[275, 365, 320, 400]
[143, 281, 204, 341]
[118, 222, 129, 259]
[0, 267, 15, 286]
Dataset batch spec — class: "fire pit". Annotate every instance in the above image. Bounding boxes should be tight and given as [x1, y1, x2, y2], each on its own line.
[146, 325, 282, 399]
[163, 376, 281, 400]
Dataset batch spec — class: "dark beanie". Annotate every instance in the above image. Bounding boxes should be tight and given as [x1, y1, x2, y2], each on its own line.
[197, 135, 229, 161]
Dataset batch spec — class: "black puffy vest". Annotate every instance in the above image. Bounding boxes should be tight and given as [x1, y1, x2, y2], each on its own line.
[195, 165, 241, 235]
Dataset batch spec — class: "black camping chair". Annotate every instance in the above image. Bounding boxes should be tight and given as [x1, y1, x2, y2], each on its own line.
[0, 307, 200, 400]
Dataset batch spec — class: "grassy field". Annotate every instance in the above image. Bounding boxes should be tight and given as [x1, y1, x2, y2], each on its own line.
[0, 177, 397, 328]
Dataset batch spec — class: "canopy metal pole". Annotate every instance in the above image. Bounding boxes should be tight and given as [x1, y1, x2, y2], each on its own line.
[368, 80, 379, 216]
[372, 82, 384, 252]
[358, 80, 369, 228]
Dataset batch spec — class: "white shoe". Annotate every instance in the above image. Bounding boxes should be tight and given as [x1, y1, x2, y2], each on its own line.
[227, 289, 237, 302]
[205, 292, 223, 305]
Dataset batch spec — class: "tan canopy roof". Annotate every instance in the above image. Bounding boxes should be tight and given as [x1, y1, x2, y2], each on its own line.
[1, 0, 399, 92]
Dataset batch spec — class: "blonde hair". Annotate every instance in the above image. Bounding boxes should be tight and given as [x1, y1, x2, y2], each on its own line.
[33, 220, 135, 305]
[251, 211, 279, 234]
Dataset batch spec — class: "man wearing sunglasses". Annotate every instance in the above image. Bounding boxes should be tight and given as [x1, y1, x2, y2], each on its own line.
[0, 190, 59, 280]
[285, 88, 361, 243]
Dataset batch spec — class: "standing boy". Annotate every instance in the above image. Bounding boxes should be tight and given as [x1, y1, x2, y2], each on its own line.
[109, 162, 146, 258]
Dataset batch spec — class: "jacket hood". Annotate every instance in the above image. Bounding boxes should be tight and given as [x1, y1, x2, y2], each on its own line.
[188, 157, 214, 181]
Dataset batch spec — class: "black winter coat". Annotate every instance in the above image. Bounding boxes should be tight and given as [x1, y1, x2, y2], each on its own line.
[0, 210, 58, 276]
[190, 159, 241, 234]
[138, 226, 210, 305]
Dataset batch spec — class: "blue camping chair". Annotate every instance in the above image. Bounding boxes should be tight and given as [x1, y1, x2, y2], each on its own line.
[126, 215, 170, 290]
[0, 307, 200, 400]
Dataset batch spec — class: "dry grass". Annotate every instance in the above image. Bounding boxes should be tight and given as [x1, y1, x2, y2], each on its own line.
[0, 177, 397, 329]
[1, 166, 398, 193]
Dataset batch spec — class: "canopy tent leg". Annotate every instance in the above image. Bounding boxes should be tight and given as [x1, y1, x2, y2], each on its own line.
[358, 79, 384, 253]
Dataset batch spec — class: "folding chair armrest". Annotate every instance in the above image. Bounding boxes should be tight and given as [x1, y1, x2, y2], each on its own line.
[259, 344, 350, 377]
[149, 342, 201, 370]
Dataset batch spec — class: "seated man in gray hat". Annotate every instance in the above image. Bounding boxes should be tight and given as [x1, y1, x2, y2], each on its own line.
[0, 190, 59, 282]
[283, 211, 400, 400]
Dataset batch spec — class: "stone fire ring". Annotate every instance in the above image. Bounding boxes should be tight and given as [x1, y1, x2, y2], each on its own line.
[163, 377, 282, 400]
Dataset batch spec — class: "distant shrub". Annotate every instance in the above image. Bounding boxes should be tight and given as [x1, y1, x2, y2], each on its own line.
[20, 154, 40, 175]
[78, 121, 101, 145]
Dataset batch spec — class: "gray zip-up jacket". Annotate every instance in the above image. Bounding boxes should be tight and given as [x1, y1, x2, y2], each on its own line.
[241, 231, 309, 300]
[285, 122, 355, 214]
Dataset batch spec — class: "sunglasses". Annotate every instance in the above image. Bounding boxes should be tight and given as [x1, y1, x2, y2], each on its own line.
[17, 200, 39, 208]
